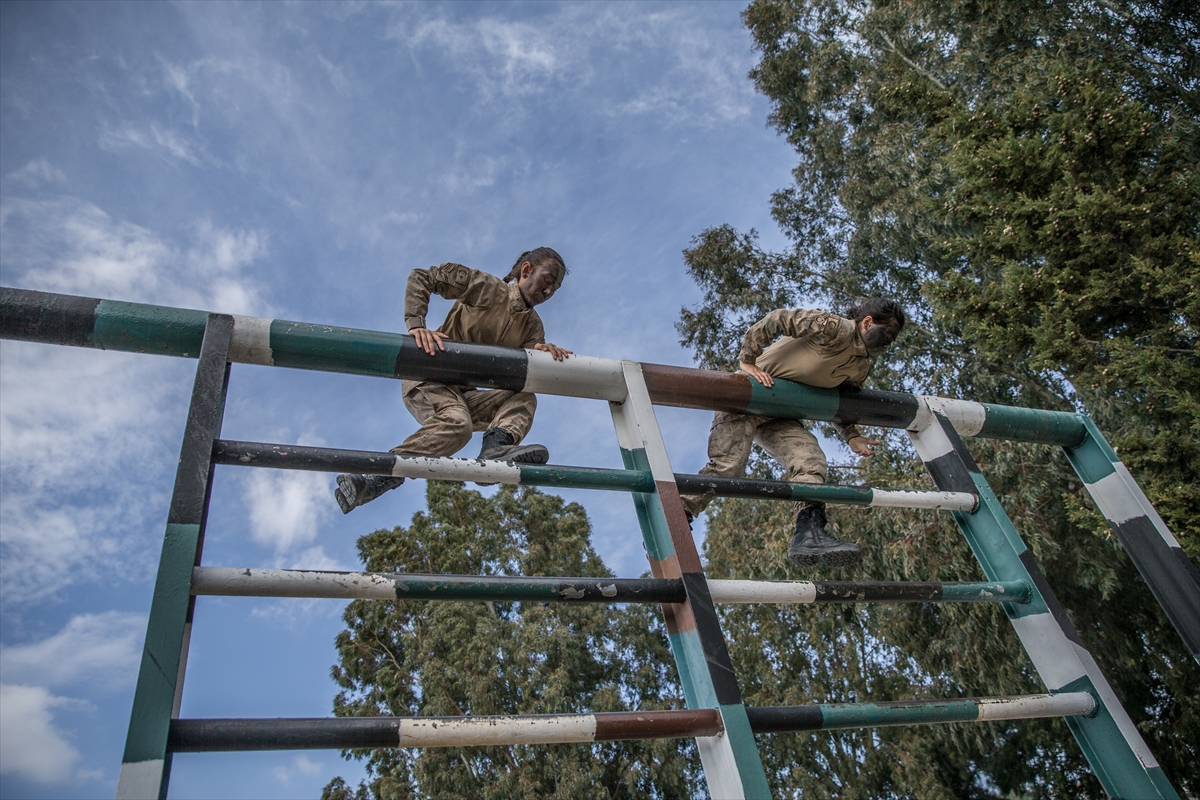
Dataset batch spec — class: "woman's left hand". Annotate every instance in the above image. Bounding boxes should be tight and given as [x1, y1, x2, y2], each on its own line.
[848, 436, 879, 457]
[534, 342, 573, 361]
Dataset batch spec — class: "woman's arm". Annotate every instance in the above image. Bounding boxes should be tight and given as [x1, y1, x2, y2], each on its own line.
[736, 308, 844, 367]
[403, 263, 504, 331]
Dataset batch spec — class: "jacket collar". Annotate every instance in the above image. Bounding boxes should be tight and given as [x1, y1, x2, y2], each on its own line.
[508, 281, 531, 314]
[850, 322, 870, 357]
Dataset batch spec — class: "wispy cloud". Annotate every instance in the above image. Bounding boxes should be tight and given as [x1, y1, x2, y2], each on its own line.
[272, 753, 325, 783]
[0, 193, 271, 607]
[385, 4, 757, 126]
[4, 158, 69, 189]
[245, 469, 333, 556]
[98, 121, 207, 166]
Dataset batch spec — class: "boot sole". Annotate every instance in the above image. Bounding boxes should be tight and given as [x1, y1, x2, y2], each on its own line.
[334, 488, 355, 515]
[336, 474, 362, 509]
[819, 548, 863, 568]
[479, 445, 550, 464]
[788, 547, 862, 567]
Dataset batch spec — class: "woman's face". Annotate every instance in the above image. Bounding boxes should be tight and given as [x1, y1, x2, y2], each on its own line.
[518, 262, 561, 307]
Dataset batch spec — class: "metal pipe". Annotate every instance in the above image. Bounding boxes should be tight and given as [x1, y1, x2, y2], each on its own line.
[212, 440, 978, 510]
[166, 693, 1095, 752]
[1, 287, 1088, 445]
[191, 568, 1030, 605]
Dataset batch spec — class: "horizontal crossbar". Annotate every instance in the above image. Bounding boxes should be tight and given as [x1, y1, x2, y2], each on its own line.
[166, 693, 1095, 752]
[191, 568, 1031, 605]
[212, 440, 978, 511]
[0, 287, 1088, 445]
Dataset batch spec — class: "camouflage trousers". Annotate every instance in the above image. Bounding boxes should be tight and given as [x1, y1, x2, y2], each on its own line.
[679, 411, 827, 519]
[392, 380, 536, 458]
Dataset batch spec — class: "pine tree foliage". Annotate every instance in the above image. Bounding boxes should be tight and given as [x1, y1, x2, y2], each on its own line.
[323, 483, 702, 800]
[678, 0, 1198, 795]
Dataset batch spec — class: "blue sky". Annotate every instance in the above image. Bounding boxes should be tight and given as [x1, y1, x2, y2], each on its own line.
[0, 2, 806, 796]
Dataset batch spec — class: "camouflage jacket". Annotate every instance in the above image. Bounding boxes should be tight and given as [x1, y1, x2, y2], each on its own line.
[738, 308, 870, 441]
[404, 263, 545, 350]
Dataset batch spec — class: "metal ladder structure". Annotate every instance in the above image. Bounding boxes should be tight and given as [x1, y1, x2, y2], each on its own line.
[2, 287, 1195, 800]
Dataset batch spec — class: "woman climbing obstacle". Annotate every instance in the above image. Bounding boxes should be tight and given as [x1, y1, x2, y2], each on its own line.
[679, 299, 905, 567]
[334, 247, 572, 514]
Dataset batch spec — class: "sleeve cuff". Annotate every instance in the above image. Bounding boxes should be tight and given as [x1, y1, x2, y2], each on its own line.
[836, 424, 863, 442]
[405, 317, 426, 331]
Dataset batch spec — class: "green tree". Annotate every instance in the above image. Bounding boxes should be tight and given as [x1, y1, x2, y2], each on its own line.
[323, 482, 702, 799]
[678, 0, 1198, 795]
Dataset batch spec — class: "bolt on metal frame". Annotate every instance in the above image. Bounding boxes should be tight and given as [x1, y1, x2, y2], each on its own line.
[1, 288, 1192, 799]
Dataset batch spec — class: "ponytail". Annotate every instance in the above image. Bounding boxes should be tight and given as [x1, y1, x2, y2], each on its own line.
[504, 247, 567, 288]
[847, 298, 906, 331]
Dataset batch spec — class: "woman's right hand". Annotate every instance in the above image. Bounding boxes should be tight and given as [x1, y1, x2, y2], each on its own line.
[739, 361, 774, 387]
[410, 327, 450, 355]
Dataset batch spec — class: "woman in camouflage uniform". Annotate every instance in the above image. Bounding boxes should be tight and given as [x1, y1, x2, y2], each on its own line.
[680, 299, 905, 567]
[335, 247, 571, 514]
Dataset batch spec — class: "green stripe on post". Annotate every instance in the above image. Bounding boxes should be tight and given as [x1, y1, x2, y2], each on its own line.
[1057, 675, 1181, 799]
[820, 698, 980, 729]
[123, 523, 202, 764]
[978, 405, 1086, 447]
[268, 320, 403, 377]
[747, 378, 841, 421]
[518, 464, 655, 493]
[940, 581, 1032, 603]
[718, 704, 773, 797]
[789, 483, 875, 506]
[1062, 417, 1118, 482]
[94, 300, 208, 357]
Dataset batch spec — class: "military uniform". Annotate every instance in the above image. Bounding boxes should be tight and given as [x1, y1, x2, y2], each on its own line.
[395, 263, 545, 457]
[680, 308, 870, 518]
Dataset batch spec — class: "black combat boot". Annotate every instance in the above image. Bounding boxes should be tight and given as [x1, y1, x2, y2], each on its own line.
[477, 428, 549, 464]
[334, 473, 404, 515]
[788, 503, 862, 567]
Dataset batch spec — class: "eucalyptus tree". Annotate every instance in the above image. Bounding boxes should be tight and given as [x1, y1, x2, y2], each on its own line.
[324, 483, 701, 800]
[678, 0, 1198, 795]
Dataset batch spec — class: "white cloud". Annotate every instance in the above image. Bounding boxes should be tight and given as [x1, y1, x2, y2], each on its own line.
[272, 753, 325, 783]
[0, 684, 85, 785]
[4, 158, 69, 189]
[0, 612, 145, 692]
[0, 196, 269, 314]
[245, 469, 332, 556]
[0, 343, 179, 605]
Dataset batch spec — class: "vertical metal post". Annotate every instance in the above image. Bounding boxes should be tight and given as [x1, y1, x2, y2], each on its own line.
[117, 315, 233, 799]
[908, 408, 1179, 799]
[1063, 417, 1200, 664]
[610, 362, 771, 800]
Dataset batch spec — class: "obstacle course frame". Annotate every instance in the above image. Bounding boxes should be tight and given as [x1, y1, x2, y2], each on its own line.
[2, 287, 1195, 799]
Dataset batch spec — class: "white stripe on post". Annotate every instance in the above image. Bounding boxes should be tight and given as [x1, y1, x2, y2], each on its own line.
[975, 692, 1095, 721]
[115, 759, 165, 800]
[192, 567, 398, 599]
[229, 315, 274, 366]
[1007, 614, 1089, 691]
[390, 455, 521, 484]
[522, 350, 628, 402]
[909, 396, 987, 438]
[869, 489, 977, 511]
[707, 580, 817, 605]
[396, 714, 597, 747]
